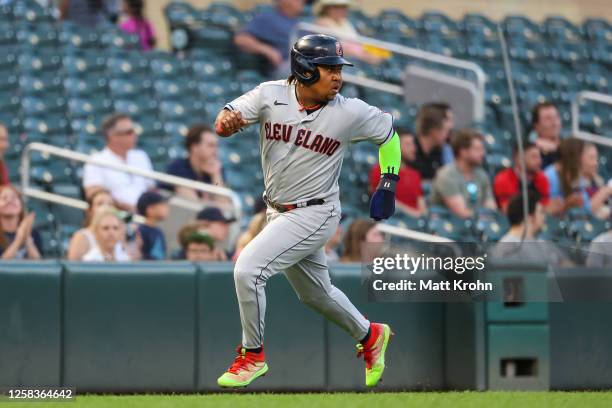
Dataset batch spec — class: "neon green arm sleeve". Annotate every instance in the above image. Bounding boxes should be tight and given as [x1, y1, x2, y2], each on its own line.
[378, 132, 401, 175]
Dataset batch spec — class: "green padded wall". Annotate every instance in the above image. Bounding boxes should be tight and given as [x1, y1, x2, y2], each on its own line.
[326, 263, 445, 390]
[197, 262, 327, 391]
[62, 262, 197, 392]
[0, 261, 62, 387]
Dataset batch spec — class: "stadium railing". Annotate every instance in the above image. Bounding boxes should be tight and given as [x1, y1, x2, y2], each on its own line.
[291, 21, 486, 123]
[572, 90, 612, 147]
[20, 142, 243, 241]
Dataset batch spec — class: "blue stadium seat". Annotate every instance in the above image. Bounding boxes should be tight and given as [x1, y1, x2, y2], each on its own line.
[113, 98, 159, 117]
[12, 0, 55, 23]
[108, 77, 152, 98]
[22, 95, 67, 117]
[164, 121, 189, 139]
[164, 1, 199, 27]
[107, 55, 150, 77]
[461, 13, 497, 41]
[583, 18, 612, 44]
[24, 116, 70, 137]
[67, 97, 113, 118]
[62, 53, 107, 76]
[17, 52, 62, 73]
[63, 76, 108, 97]
[154, 78, 197, 100]
[19, 73, 63, 95]
[100, 29, 141, 50]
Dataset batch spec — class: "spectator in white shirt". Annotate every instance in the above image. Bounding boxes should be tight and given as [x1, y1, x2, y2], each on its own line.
[82, 112, 154, 212]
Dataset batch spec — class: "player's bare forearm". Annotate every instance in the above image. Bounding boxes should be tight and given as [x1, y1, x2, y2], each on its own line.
[215, 109, 248, 138]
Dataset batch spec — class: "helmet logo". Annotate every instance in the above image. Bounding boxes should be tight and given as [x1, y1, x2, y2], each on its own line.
[336, 41, 343, 56]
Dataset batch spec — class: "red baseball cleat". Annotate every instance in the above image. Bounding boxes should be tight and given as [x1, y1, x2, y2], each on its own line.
[217, 346, 268, 388]
[356, 322, 393, 387]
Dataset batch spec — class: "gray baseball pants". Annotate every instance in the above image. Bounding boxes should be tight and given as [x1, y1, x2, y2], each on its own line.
[233, 200, 370, 348]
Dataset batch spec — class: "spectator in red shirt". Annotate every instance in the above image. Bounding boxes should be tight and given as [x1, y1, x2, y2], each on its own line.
[369, 129, 426, 217]
[493, 141, 550, 214]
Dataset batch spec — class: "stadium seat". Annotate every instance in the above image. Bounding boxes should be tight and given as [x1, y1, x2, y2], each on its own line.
[108, 77, 152, 98]
[63, 76, 108, 97]
[17, 52, 62, 73]
[19, 73, 63, 95]
[62, 53, 107, 76]
[22, 95, 67, 117]
[107, 55, 150, 78]
[12, 0, 55, 23]
[68, 97, 113, 118]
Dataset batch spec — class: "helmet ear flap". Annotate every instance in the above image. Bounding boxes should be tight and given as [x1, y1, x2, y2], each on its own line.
[292, 51, 320, 86]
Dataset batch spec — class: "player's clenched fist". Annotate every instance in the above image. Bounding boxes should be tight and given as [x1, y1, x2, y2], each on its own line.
[215, 109, 248, 137]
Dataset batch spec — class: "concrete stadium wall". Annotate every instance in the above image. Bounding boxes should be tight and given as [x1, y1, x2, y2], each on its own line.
[2, 261, 612, 392]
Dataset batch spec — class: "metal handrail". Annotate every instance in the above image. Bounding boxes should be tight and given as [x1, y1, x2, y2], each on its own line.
[291, 22, 486, 109]
[20, 142, 242, 221]
[378, 223, 454, 243]
[572, 91, 612, 147]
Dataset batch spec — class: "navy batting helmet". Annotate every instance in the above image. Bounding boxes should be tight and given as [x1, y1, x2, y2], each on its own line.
[290, 34, 353, 86]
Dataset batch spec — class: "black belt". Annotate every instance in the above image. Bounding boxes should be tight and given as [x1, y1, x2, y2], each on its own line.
[263, 195, 324, 213]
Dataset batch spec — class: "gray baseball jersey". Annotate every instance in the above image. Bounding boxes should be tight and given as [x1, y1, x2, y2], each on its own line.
[225, 80, 394, 203]
[225, 80, 393, 349]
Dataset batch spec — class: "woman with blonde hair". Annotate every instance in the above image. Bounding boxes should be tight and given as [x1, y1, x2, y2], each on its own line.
[0, 185, 42, 259]
[67, 189, 117, 260]
[82, 207, 131, 262]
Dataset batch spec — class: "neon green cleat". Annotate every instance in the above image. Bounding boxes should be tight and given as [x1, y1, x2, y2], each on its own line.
[217, 346, 269, 388]
[356, 323, 393, 387]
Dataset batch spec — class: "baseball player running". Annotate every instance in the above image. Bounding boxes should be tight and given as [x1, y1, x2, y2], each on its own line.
[214, 34, 401, 388]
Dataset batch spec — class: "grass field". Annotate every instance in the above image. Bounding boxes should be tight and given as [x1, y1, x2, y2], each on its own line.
[4, 392, 612, 408]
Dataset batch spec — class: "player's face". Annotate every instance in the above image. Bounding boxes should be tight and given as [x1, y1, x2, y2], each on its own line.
[313, 65, 343, 102]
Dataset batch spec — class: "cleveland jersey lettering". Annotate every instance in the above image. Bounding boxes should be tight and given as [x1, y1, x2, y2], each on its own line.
[225, 80, 393, 204]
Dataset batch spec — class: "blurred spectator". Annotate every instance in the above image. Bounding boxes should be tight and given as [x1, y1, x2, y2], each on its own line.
[234, 0, 305, 77]
[530, 102, 562, 168]
[59, 0, 119, 27]
[162, 124, 225, 201]
[119, 0, 156, 51]
[586, 229, 612, 268]
[313, 0, 380, 64]
[0, 185, 42, 260]
[340, 219, 383, 262]
[493, 141, 550, 214]
[82, 207, 131, 261]
[82, 112, 154, 213]
[232, 212, 267, 261]
[182, 230, 216, 262]
[136, 191, 169, 260]
[430, 129, 496, 218]
[409, 103, 454, 180]
[545, 139, 612, 217]
[581, 143, 611, 219]
[196, 207, 236, 260]
[177, 223, 220, 261]
[490, 191, 571, 266]
[369, 129, 426, 217]
[0, 123, 10, 185]
[67, 188, 122, 260]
